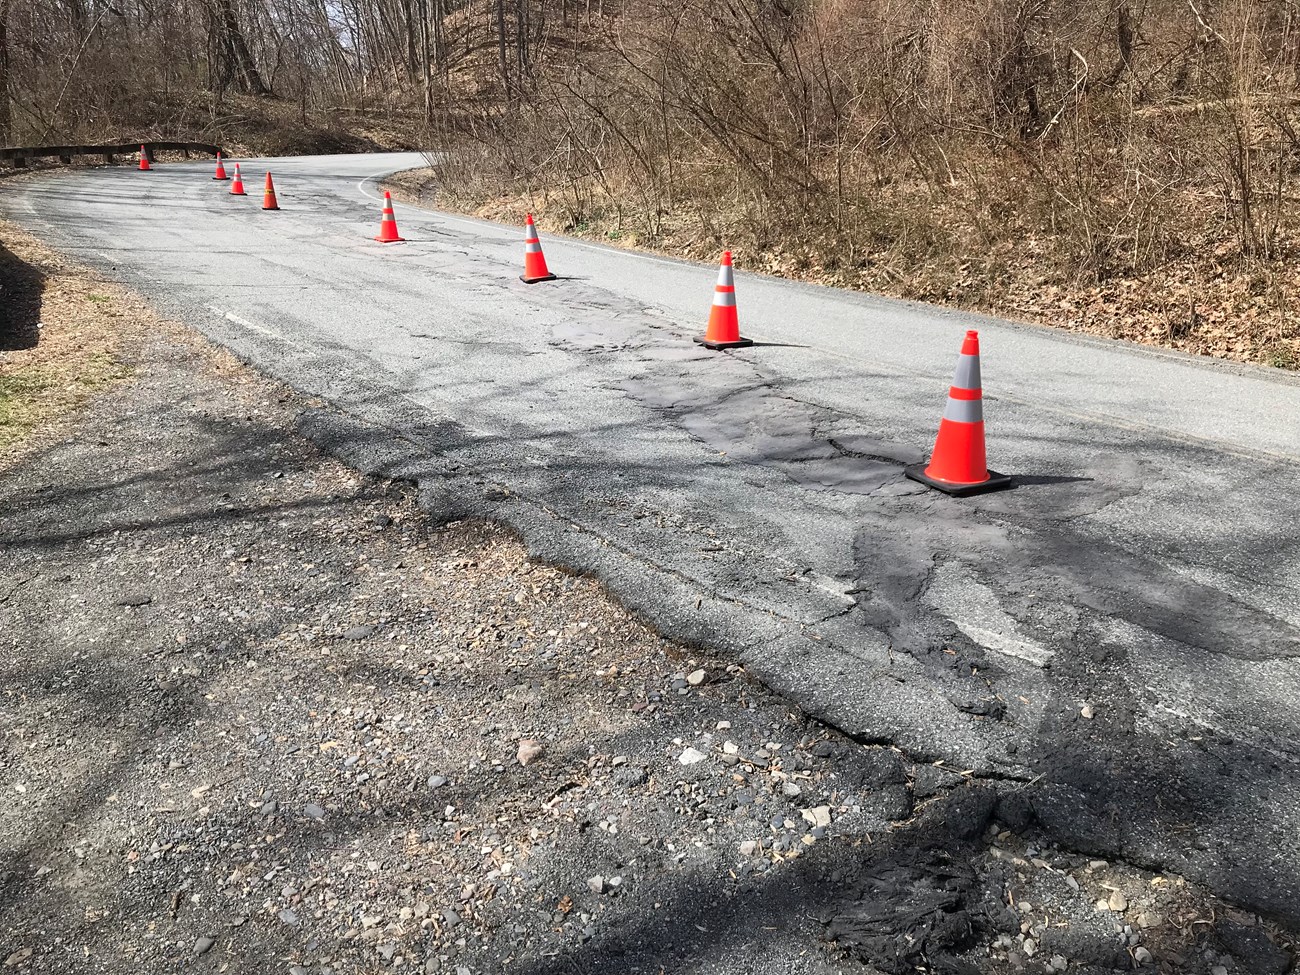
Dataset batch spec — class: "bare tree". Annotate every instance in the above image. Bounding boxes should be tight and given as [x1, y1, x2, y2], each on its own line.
[0, 0, 10, 144]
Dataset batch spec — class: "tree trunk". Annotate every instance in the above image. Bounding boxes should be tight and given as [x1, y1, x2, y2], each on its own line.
[417, 0, 433, 119]
[495, 0, 510, 99]
[1118, 3, 1134, 72]
[214, 0, 269, 96]
[432, 0, 445, 67]
[515, 0, 526, 83]
[403, 0, 417, 76]
[0, 0, 10, 144]
[1106, 2, 1135, 85]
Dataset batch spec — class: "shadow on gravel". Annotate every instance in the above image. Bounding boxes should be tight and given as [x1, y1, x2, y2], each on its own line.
[0, 640, 255, 921]
[1027, 702, 1300, 924]
[0, 407, 406, 968]
[2, 386, 1296, 975]
[0, 240, 44, 351]
[507, 784, 1292, 975]
[287, 379, 1300, 928]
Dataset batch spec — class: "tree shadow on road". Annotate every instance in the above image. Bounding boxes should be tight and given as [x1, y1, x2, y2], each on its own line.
[1, 392, 1297, 975]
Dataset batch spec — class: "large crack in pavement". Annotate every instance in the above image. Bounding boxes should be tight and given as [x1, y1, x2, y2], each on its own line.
[118, 300, 1300, 930]
[291, 326, 1300, 926]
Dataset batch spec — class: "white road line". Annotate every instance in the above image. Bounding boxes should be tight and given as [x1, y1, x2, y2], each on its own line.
[204, 304, 303, 350]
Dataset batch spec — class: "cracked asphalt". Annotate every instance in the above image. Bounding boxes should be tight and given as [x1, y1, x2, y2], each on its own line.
[6, 153, 1300, 927]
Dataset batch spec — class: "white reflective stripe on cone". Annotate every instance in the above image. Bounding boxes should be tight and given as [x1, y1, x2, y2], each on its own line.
[952, 353, 981, 391]
[525, 241, 543, 253]
[712, 291, 737, 307]
[716, 263, 734, 287]
[942, 397, 984, 424]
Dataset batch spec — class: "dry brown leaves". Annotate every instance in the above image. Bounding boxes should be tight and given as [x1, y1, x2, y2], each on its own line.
[0, 219, 150, 467]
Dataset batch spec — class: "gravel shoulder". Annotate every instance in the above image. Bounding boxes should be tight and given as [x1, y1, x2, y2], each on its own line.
[1, 224, 1295, 975]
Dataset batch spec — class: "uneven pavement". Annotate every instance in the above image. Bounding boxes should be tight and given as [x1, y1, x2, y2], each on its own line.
[1, 255, 1292, 975]
[5, 155, 1300, 929]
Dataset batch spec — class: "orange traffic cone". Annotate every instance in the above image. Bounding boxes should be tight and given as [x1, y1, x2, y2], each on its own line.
[138, 145, 152, 171]
[374, 191, 405, 243]
[229, 163, 246, 196]
[262, 172, 279, 211]
[905, 330, 1013, 496]
[520, 214, 555, 283]
[213, 151, 228, 181]
[693, 251, 752, 350]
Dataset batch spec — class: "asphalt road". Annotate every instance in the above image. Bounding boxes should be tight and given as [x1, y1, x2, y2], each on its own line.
[8, 152, 1300, 925]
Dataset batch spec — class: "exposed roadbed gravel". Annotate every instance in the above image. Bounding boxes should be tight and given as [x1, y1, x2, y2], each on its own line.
[0, 234, 1296, 974]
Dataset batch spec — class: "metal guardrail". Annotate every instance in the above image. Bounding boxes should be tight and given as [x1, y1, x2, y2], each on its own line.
[0, 141, 222, 167]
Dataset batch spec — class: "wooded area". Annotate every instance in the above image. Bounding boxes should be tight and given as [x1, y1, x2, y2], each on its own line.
[2, 0, 1298, 365]
[0, 0, 617, 148]
[425, 0, 1300, 365]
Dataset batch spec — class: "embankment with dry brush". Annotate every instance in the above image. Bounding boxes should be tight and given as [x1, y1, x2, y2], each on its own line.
[419, 0, 1300, 368]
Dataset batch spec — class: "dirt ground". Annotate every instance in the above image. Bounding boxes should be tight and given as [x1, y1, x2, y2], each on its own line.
[0, 223, 1295, 974]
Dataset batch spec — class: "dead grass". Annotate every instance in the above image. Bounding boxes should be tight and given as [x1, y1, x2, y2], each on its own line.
[208, 95, 426, 157]
[0, 220, 140, 468]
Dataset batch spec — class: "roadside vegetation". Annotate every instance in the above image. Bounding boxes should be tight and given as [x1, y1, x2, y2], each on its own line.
[416, 0, 1300, 368]
[0, 219, 133, 465]
[2, 0, 1299, 365]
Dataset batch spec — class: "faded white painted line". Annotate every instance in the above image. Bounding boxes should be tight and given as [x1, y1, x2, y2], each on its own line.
[204, 304, 303, 350]
[956, 622, 1055, 669]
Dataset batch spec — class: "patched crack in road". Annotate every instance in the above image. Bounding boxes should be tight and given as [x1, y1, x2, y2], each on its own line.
[7, 154, 1300, 930]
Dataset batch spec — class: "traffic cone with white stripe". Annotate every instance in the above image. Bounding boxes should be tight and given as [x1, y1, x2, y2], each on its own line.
[693, 251, 752, 350]
[229, 163, 246, 196]
[520, 214, 555, 283]
[138, 145, 152, 171]
[374, 191, 405, 243]
[213, 151, 228, 181]
[262, 172, 280, 211]
[905, 330, 1013, 496]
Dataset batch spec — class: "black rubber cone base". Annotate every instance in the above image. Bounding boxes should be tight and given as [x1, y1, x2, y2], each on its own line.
[904, 464, 1013, 497]
[520, 274, 557, 284]
[693, 334, 754, 350]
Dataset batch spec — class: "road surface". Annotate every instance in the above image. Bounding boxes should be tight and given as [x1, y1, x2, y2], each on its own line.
[7, 152, 1300, 923]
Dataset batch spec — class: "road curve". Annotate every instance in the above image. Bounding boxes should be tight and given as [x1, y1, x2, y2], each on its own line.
[6, 152, 1300, 923]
